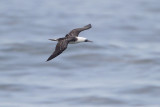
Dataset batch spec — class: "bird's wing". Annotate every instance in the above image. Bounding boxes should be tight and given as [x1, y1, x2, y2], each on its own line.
[66, 24, 92, 37]
[46, 39, 69, 61]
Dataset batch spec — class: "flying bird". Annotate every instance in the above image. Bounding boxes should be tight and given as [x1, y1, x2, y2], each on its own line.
[46, 24, 92, 61]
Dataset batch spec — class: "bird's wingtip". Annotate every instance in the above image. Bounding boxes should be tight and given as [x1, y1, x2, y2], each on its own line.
[85, 24, 92, 28]
[46, 58, 51, 62]
[46, 59, 51, 62]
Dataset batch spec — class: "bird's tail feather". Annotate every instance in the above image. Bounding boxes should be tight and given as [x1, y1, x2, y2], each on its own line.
[49, 39, 58, 41]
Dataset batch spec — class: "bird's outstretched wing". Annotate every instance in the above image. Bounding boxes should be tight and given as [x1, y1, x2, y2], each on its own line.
[66, 24, 92, 37]
[46, 39, 69, 61]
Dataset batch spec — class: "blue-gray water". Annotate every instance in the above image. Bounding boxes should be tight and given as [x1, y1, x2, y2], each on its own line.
[1, 0, 160, 107]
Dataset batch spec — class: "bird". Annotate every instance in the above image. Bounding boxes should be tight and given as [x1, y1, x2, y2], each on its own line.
[46, 24, 92, 61]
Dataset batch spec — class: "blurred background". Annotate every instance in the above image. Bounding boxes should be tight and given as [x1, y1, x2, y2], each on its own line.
[0, 0, 160, 107]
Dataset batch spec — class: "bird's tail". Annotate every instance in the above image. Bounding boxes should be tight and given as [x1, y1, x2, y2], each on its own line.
[48, 39, 58, 41]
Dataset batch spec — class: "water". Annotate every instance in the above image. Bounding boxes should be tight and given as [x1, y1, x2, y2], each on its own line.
[0, 0, 160, 106]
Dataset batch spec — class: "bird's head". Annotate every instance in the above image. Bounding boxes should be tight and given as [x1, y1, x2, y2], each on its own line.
[77, 37, 93, 43]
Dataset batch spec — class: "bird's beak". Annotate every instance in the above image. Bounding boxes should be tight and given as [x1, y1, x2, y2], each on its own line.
[85, 39, 93, 42]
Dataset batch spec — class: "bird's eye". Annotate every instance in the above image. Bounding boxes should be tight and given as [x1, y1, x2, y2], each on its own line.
[85, 39, 88, 42]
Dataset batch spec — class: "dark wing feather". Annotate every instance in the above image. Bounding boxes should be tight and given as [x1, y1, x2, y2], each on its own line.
[46, 39, 69, 61]
[66, 24, 92, 37]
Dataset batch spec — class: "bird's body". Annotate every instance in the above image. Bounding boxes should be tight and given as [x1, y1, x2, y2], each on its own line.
[46, 24, 92, 61]
[68, 37, 87, 44]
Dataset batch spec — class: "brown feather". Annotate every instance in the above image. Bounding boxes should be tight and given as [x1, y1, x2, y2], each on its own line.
[66, 24, 92, 37]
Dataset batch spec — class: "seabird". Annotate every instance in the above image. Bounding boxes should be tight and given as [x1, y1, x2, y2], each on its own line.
[46, 24, 92, 61]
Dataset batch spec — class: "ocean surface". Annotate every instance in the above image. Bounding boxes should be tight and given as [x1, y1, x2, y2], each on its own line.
[0, 0, 160, 107]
